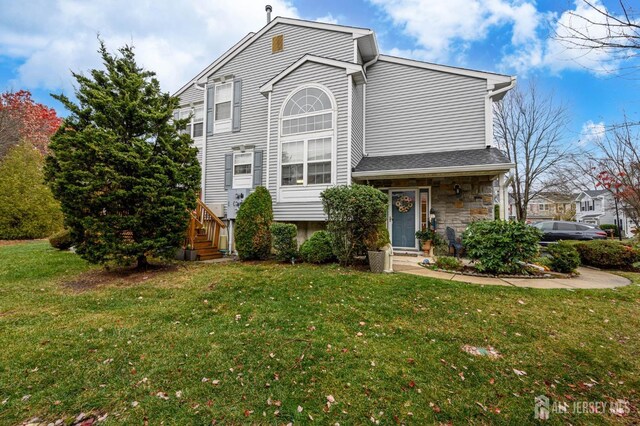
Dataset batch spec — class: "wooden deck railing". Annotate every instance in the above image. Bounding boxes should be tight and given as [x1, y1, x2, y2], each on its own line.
[186, 198, 226, 249]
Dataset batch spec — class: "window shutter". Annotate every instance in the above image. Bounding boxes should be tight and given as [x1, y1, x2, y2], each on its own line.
[206, 85, 214, 136]
[224, 153, 233, 189]
[253, 150, 263, 188]
[232, 79, 242, 133]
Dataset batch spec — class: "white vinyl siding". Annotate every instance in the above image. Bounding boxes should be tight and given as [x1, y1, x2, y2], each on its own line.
[365, 59, 487, 155]
[195, 22, 353, 214]
[268, 62, 348, 220]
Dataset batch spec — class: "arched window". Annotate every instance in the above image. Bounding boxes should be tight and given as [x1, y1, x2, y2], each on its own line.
[280, 86, 334, 186]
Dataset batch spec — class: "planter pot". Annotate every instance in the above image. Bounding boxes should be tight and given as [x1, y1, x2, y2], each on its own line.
[368, 250, 386, 273]
[422, 240, 432, 252]
[185, 249, 198, 261]
[174, 248, 185, 261]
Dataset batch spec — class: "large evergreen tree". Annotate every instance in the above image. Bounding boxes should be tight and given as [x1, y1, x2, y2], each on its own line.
[45, 42, 200, 267]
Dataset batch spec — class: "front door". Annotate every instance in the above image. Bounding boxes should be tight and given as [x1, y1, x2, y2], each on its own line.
[390, 190, 418, 249]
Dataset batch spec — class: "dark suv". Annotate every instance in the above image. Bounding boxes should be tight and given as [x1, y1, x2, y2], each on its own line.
[532, 220, 607, 245]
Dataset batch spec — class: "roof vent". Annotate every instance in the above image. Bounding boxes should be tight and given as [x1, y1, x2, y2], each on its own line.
[265, 5, 272, 24]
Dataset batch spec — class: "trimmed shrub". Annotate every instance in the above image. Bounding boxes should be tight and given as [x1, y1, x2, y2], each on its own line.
[271, 222, 298, 262]
[49, 229, 72, 250]
[462, 220, 541, 275]
[435, 256, 463, 271]
[570, 240, 637, 269]
[547, 242, 580, 273]
[235, 186, 273, 261]
[299, 231, 335, 264]
[599, 224, 620, 238]
[321, 184, 388, 265]
[0, 141, 63, 239]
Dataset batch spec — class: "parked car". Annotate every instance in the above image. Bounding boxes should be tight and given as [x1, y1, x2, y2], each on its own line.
[532, 220, 607, 245]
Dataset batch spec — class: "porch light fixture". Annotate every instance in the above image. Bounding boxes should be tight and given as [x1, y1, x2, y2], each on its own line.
[454, 184, 462, 197]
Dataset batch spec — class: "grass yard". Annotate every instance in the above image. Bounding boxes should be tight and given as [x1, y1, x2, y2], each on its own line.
[1, 242, 639, 425]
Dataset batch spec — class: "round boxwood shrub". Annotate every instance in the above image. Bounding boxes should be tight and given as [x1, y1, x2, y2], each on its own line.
[271, 222, 298, 262]
[546, 241, 580, 273]
[571, 240, 638, 269]
[462, 220, 542, 275]
[299, 230, 335, 264]
[49, 229, 73, 250]
[235, 186, 273, 261]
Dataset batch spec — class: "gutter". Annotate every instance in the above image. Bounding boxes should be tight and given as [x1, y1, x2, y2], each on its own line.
[351, 162, 515, 178]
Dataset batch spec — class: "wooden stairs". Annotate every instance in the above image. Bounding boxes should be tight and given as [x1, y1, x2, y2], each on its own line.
[186, 199, 226, 261]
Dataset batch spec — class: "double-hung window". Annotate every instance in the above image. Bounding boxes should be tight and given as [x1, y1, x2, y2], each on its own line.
[174, 105, 204, 138]
[214, 82, 233, 133]
[280, 86, 334, 187]
[232, 152, 253, 188]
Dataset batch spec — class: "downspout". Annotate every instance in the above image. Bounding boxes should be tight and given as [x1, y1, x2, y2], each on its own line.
[194, 82, 207, 199]
[362, 54, 378, 157]
[485, 77, 516, 147]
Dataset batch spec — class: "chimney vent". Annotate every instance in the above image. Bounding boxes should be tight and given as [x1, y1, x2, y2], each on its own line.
[265, 5, 272, 24]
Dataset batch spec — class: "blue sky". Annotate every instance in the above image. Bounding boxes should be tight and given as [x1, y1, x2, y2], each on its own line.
[1, 0, 638, 144]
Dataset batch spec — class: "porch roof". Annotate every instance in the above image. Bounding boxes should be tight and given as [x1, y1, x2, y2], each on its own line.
[352, 147, 513, 179]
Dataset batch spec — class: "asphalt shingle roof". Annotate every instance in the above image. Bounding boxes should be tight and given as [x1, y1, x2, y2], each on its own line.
[353, 147, 511, 173]
[583, 190, 608, 197]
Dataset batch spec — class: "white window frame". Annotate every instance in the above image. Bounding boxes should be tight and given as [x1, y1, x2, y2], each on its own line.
[277, 84, 337, 202]
[232, 151, 253, 189]
[175, 104, 204, 139]
[214, 81, 233, 134]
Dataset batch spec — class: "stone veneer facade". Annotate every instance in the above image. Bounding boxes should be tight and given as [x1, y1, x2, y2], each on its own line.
[365, 175, 496, 237]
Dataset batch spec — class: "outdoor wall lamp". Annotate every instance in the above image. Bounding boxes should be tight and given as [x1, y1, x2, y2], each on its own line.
[454, 184, 462, 197]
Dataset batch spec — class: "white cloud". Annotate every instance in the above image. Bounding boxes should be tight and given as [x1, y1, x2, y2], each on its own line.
[368, 0, 541, 63]
[0, 0, 300, 94]
[578, 120, 606, 146]
[316, 14, 339, 25]
[370, 0, 630, 76]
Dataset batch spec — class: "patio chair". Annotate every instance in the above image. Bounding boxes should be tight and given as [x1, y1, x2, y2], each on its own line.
[446, 226, 463, 257]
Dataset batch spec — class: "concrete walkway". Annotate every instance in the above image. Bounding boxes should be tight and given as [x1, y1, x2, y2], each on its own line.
[392, 256, 630, 289]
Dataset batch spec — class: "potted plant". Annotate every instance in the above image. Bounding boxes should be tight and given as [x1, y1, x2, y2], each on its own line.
[185, 244, 198, 261]
[365, 224, 391, 273]
[415, 228, 436, 252]
[174, 246, 186, 260]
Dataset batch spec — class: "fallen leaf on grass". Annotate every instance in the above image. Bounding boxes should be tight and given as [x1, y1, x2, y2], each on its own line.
[297, 405, 304, 413]
[513, 369, 527, 376]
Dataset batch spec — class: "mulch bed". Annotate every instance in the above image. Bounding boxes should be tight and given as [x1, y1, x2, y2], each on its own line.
[62, 264, 180, 292]
[422, 264, 574, 279]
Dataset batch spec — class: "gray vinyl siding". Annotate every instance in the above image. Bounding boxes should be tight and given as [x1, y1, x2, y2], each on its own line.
[351, 81, 364, 168]
[199, 22, 354, 211]
[179, 84, 203, 106]
[364, 60, 487, 156]
[357, 48, 363, 65]
[267, 61, 349, 221]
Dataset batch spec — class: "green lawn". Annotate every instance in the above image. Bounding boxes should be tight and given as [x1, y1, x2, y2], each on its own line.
[1, 242, 639, 425]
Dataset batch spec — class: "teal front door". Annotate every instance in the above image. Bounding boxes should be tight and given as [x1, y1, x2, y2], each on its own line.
[390, 190, 417, 249]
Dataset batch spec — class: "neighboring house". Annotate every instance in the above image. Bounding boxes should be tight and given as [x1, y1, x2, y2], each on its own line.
[175, 14, 515, 252]
[508, 192, 576, 222]
[575, 190, 635, 237]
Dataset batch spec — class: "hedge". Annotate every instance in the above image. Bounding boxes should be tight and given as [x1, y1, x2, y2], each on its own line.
[235, 186, 273, 260]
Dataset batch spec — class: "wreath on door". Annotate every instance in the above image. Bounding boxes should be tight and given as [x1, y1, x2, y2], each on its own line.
[394, 195, 414, 213]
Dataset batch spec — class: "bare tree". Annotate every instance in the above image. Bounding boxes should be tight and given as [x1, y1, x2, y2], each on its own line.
[554, 1, 640, 70]
[494, 81, 570, 221]
[575, 118, 640, 229]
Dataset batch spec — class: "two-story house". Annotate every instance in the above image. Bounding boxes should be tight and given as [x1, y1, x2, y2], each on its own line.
[175, 14, 515, 253]
[508, 192, 576, 222]
[575, 190, 635, 237]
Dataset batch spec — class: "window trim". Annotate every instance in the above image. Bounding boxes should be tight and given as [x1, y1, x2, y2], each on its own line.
[232, 151, 253, 189]
[213, 80, 233, 134]
[175, 104, 204, 139]
[277, 84, 337, 197]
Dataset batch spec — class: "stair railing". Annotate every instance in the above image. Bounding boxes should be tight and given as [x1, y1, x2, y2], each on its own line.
[186, 199, 226, 249]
